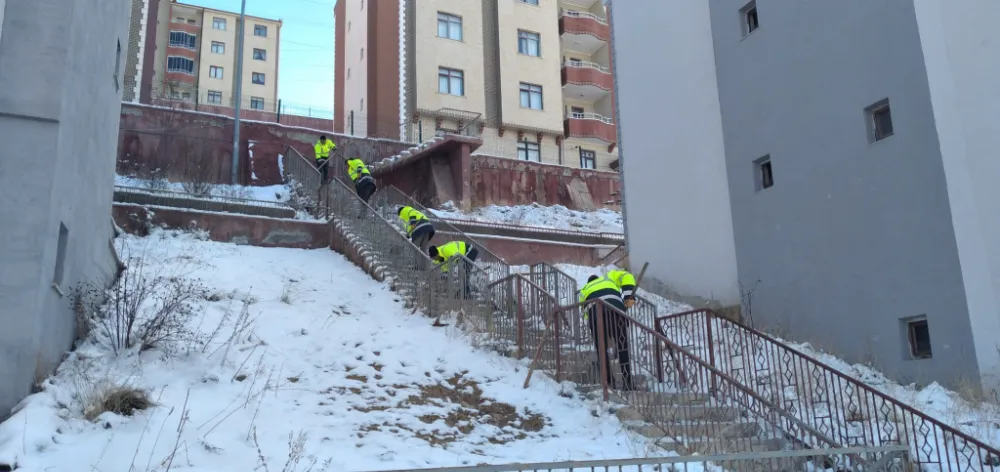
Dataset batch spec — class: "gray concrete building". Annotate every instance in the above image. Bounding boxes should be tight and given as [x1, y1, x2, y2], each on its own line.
[610, 0, 1000, 391]
[0, 0, 131, 415]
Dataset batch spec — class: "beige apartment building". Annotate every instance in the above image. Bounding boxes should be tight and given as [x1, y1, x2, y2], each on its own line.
[123, 0, 280, 112]
[333, 0, 619, 171]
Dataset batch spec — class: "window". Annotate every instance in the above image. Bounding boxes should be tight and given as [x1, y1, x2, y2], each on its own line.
[53, 223, 69, 287]
[580, 149, 596, 169]
[740, 1, 759, 37]
[167, 56, 195, 74]
[904, 316, 932, 359]
[519, 82, 543, 110]
[252, 72, 265, 85]
[518, 0, 539, 5]
[207, 90, 223, 104]
[568, 57, 582, 67]
[253, 48, 266, 60]
[570, 106, 585, 118]
[438, 67, 464, 96]
[348, 21, 351, 32]
[361, 98, 364, 110]
[347, 68, 351, 79]
[437, 12, 463, 41]
[361, 47, 364, 59]
[254, 25, 267, 37]
[866, 99, 894, 142]
[753, 155, 773, 191]
[209, 65, 224, 79]
[518, 30, 540, 57]
[175, 16, 184, 22]
[517, 141, 541, 162]
[114, 40, 121, 91]
[211, 41, 225, 54]
[168, 31, 197, 49]
[187, 18, 196, 24]
[250, 97, 265, 110]
[213, 17, 226, 30]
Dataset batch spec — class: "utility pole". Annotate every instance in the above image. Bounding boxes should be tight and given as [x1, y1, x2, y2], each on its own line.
[230, 0, 248, 185]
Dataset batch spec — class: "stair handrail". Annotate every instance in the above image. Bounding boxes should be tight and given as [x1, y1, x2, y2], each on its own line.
[656, 309, 1000, 471]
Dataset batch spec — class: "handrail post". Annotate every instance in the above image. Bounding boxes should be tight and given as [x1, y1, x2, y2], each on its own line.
[706, 310, 716, 393]
[554, 307, 562, 382]
[516, 279, 524, 358]
[654, 318, 664, 383]
[595, 303, 610, 401]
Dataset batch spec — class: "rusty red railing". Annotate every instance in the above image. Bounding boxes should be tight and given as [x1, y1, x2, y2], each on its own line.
[656, 309, 1000, 471]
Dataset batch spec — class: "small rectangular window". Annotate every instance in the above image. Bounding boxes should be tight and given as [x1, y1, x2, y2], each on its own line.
[361, 98, 364, 110]
[53, 223, 69, 287]
[518, 30, 541, 57]
[866, 99, 894, 142]
[904, 316, 932, 359]
[519, 82, 543, 110]
[250, 97, 265, 110]
[213, 17, 226, 30]
[518, 0, 539, 5]
[252, 72, 265, 85]
[753, 155, 773, 191]
[253, 48, 266, 60]
[187, 19, 196, 25]
[254, 25, 267, 37]
[570, 106, 585, 118]
[580, 149, 596, 169]
[518, 141, 541, 162]
[437, 12, 463, 41]
[211, 41, 225, 54]
[209, 65, 224, 79]
[207, 90, 223, 104]
[438, 67, 464, 96]
[740, 1, 759, 37]
[361, 47, 364, 59]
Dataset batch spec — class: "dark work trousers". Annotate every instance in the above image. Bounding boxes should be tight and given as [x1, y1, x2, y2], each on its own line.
[355, 177, 376, 203]
[461, 247, 480, 297]
[410, 223, 435, 254]
[587, 302, 635, 390]
[315, 158, 329, 183]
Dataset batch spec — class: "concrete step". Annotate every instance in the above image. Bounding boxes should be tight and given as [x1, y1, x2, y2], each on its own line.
[615, 404, 742, 423]
[611, 390, 711, 406]
[627, 420, 761, 440]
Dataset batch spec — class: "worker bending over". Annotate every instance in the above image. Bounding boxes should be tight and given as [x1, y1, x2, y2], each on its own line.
[606, 268, 638, 308]
[579, 275, 635, 390]
[345, 156, 376, 203]
[397, 206, 436, 252]
[313, 135, 336, 183]
[429, 241, 479, 296]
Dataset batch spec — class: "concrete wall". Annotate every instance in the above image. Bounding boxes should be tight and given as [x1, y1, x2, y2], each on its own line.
[913, 0, 1000, 389]
[0, 0, 130, 415]
[609, 0, 740, 307]
[470, 155, 620, 209]
[710, 0, 975, 386]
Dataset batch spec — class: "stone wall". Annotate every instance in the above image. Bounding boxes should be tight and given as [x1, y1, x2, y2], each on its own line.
[469, 155, 622, 210]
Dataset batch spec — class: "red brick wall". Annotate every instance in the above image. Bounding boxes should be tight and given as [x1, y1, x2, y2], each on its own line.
[118, 104, 412, 186]
[470, 155, 622, 210]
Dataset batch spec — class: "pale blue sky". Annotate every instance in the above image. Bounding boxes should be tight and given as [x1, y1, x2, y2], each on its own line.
[183, 0, 336, 112]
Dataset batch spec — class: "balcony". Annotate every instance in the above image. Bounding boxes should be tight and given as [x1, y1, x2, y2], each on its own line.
[559, 10, 609, 54]
[558, 0, 600, 8]
[564, 112, 617, 149]
[562, 60, 612, 101]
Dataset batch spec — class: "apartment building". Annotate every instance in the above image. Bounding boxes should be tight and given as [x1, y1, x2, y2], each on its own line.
[0, 0, 130, 414]
[123, 0, 281, 112]
[333, 0, 619, 171]
[611, 0, 1000, 391]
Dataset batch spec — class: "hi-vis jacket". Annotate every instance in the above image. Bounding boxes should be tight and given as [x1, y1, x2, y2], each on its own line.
[346, 158, 372, 182]
[433, 241, 469, 271]
[314, 139, 336, 160]
[606, 269, 637, 299]
[398, 206, 430, 236]
[579, 276, 624, 320]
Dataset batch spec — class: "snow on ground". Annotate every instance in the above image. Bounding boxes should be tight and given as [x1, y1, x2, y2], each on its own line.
[530, 263, 1000, 450]
[430, 202, 623, 234]
[0, 231, 663, 472]
[115, 175, 292, 203]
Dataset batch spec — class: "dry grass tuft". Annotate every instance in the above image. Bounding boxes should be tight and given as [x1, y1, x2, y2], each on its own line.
[84, 385, 153, 420]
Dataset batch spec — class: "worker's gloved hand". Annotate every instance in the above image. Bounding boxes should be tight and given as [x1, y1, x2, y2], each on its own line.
[624, 297, 635, 309]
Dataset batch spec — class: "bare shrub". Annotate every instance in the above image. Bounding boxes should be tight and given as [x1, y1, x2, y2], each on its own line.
[73, 241, 208, 354]
[213, 184, 256, 200]
[252, 428, 332, 472]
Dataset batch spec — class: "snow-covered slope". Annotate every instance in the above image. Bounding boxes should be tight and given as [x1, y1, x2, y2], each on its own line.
[115, 175, 291, 203]
[430, 202, 623, 234]
[0, 232, 656, 472]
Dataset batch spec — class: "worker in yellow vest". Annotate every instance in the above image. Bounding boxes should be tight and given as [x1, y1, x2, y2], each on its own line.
[397, 205, 436, 252]
[606, 269, 638, 308]
[313, 135, 336, 183]
[344, 156, 376, 203]
[429, 241, 479, 297]
[579, 275, 634, 390]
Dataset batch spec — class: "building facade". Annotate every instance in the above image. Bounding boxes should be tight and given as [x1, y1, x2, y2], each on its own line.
[0, 0, 131, 414]
[123, 0, 281, 112]
[611, 0, 1000, 391]
[333, 0, 619, 171]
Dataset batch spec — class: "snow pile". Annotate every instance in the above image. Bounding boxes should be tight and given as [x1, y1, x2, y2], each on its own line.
[431, 202, 624, 234]
[0, 231, 659, 471]
[115, 175, 292, 203]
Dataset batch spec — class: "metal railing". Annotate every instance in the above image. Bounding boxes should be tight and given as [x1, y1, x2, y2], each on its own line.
[434, 217, 625, 245]
[566, 112, 614, 124]
[561, 9, 608, 25]
[563, 60, 611, 74]
[370, 186, 511, 283]
[369, 446, 912, 472]
[113, 185, 296, 219]
[656, 309, 1000, 471]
